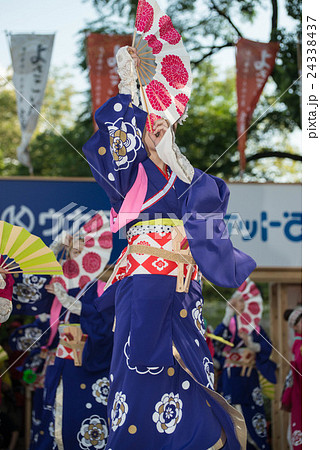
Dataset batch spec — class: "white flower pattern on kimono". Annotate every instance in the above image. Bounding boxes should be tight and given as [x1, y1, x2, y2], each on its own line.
[124, 335, 164, 375]
[191, 299, 206, 337]
[77, 415, 108, 449]
[252, 387, 264, 406]
[152, 392, 183, 434]
[32, 410, 41, 427]
[14, 327, 43, 351]
[252, 413, 267, 438]
[203, 357, 215, 389]
[111, 392, 128, 432]
[92, 377, 110, 406]
[13, 274, 46, 304]
[292, 430, 302, 446]
[151, 258, 169, 272]
[26, 354, 43, 370]
[49, 421, 55, 438]
[106, 117, 143, 171]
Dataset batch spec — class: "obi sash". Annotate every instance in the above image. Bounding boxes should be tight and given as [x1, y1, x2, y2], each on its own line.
[223, 347, 256, 377]
[106, 219, 199, 292]
[56, 324, 87, 366]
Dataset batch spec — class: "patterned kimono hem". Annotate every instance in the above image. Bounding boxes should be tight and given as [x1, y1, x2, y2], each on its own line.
[207, 429, 226, 449]
[55, 379, 64, 450]
[172, 343, 247, 450]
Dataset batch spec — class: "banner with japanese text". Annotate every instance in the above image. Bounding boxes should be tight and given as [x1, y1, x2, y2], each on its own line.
[0, 178, 301, 268]
[9, 34, 55, 171]
[236, 38, 279, 171]
[87, 33, 132, 131]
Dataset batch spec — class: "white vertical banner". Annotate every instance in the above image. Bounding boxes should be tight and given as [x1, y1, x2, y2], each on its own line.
[9, 33, 55, 171]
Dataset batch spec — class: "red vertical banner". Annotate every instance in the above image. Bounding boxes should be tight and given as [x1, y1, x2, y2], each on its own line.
[87, 33, 132, 131]
[236, 38, 279, 171]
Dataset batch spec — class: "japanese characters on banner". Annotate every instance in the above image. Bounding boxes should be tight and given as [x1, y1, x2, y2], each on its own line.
[9, 34, 55, 171]
[236, 38, 279, 171]
[0, 179, 301, 268]
[87, 33, 132, 131]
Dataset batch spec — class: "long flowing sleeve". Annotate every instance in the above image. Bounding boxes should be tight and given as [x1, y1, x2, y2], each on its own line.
[116, 46, 139, 107]
[180, 169, 256, 288]
[51, 282, 82, 316]
[254, 327, 277, 383]
[82, 94, 148, 212]
[81, 286, 114, 374]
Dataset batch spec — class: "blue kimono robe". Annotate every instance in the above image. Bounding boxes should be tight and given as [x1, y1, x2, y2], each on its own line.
[36, 282, 114, 450]
[23, 348, 46, 450]
[11, 274, 54, 315]
[82, 94, 256, 449]
[9, 318, 59, 450]
[214, 319, 277, 450]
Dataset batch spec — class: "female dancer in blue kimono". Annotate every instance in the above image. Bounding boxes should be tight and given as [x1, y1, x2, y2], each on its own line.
[33, 279, 114, 450]
[214, 289, 277, 449]
[11, 247, 114, 449]
[83, 46, 256, 449]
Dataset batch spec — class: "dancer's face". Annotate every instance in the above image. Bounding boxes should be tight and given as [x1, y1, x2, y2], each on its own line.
[294, 317, 302, 334]
[230, 296, 245, 314]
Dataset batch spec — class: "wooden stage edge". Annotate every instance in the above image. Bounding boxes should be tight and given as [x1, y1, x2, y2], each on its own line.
[250, 267, 302, 283]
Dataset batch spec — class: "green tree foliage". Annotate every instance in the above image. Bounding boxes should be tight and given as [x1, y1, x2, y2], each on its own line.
[0, 69, 93, 177]
[176, 63, 301, 180]
[81, 0, 302, 173]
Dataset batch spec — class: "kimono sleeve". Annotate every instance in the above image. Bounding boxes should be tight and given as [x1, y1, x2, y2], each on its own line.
[254, 327, 277, 383]
[181, 168, 256, 288]
[80, 285, 114, 374]
[82, 94, 148, 211]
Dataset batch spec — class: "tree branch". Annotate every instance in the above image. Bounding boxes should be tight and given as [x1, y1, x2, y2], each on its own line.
[246, 150, 301, 162]
[193, 42, 235, 65]
[210, 0, 243, 37]
[270, 0, 278, 40]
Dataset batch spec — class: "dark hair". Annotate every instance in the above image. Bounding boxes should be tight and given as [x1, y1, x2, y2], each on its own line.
[283, 309, 293, 321]
[283, 309, 302, 325]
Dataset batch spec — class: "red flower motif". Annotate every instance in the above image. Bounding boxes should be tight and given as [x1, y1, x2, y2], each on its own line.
[161, 55, 188, 89]
[146, 113, 162, 132]
[249, 284, 260, 296]
[51, 276, 67, 290]
[159, 15, 181, 45]
[242, 293, 250, 300]
[98, 231, 113, 249]
[82, 252, 102, 273]
[238, 280, 247, 292]
[248, 301, 261, 315]
[135, 0, 154, 33]
[238, 327, 247, 334]
[240, 312, 251, 325]
[174, 93, 189, 116]
[83, 214, 103, 233]
[63, 260, 80, 279]
[145, 34, 163, 54]
[84, 237, 95, 248]
[230, 353, 241, 362]
[145, 80, 172, 111]
[79, 275, 91, 289]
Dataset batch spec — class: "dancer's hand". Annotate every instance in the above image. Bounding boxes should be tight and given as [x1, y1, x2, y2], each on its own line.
[127, 46, 140, 67]
[149, 118, 170, 146]
[45, 283, 55, 294]
[238, 330, 249, 345]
